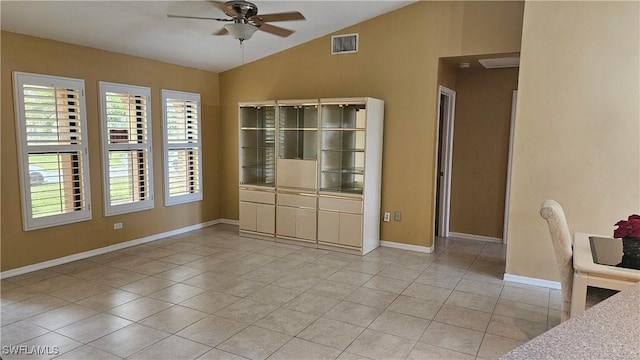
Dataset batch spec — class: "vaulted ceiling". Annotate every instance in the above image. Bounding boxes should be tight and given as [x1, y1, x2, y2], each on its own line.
[1, 1, 416, 73]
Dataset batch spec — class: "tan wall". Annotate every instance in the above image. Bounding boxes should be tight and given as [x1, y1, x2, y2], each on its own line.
[220, 1, 524, 247]
[506, 1, 640, 281]
[1, 32, 221, 271]
[450, 67, 519, 239]
[437, 60, 458, 91]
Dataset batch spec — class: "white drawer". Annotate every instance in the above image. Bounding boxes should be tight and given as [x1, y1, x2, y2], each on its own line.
[277, 192, 316, 208]
[239, 189, 275, 204]
[318, 197, 363, 214]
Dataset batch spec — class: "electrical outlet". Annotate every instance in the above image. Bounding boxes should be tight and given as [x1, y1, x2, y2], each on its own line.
[114, 222, 123, 230]
[394, 211, 401, 221]
[383, 212, 390, 222]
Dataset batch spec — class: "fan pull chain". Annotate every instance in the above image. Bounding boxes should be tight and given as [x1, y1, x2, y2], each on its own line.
[240, 41, 245, 65]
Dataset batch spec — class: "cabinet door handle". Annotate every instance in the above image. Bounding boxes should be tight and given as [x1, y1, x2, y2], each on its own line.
[240, 187, 274, 193]
[319, 194, 361, 200]
[278, 191, 316, 197]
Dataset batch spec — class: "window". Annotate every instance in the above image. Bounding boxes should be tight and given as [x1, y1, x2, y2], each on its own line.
[99, 82, 153, 215]
[162, 90, 202, 205]
[12, 72, 92, 230]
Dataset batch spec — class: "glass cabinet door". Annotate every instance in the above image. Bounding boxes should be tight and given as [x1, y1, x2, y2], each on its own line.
[320, 104, 367, 194]
[278, 104, 318, 160]
[239, 105, 276, 187]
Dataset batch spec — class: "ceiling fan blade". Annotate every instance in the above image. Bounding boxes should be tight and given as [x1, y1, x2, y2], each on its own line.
[213, 27, 229, 36]
[256, 23, 294, 37]
[167, 14, 230, 22]
[209, 0, 240, 17]
[252, 12, 305, 22]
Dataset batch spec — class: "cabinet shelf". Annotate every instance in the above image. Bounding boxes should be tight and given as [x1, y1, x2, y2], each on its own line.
[242, 165, 273, 168]
[321, 128, 365, 131]
[321, 148, 365, 152]
[319, 186, 363, 194]
[322, 167, 364, 175]
[240, 181, 275, 187]
[241, 145, 275, 149]
[240, 127, 276, 130]
[280, 128, 318, 131]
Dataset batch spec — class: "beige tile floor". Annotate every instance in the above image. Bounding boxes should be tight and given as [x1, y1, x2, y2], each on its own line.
[0, 224, 613, 360]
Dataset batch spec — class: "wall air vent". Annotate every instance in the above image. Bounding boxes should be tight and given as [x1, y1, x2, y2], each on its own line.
[331, 33, 359, 54]
[478, 57, 520, 69]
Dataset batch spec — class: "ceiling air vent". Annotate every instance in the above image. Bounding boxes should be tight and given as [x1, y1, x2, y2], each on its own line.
[332, 33, 359, 55]
[478, 57, 520, 69]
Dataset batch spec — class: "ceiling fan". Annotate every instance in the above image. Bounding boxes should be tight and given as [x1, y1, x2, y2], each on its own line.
[167, 1, 305, 43]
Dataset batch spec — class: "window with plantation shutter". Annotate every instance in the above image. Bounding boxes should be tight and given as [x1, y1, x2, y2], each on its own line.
[12, 72, 92, 230]
[162, 90, 202, 205]
[99, 82, 154, 215]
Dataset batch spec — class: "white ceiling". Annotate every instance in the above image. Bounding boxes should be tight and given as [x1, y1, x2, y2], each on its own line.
[1, 0, 416, 73]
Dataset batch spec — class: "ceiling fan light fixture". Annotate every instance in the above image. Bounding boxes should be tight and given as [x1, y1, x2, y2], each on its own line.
[224, 23, 258, 42]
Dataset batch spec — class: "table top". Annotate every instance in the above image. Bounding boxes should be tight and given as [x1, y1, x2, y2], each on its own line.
[500, 282, 640, 359]
[573, 233, 640, 280]
[589, 236, 640, 270]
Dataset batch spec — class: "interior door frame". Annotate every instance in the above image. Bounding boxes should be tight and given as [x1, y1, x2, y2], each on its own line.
[436, 85, 456, 238]
[503, 90, 517, 244]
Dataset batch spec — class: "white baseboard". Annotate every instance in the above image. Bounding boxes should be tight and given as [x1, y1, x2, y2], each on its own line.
[380, 240, 434, 254]
[503, 273, 561, 290]
[448, 232, 502, 243]
[218, 219, 239, 226]
[1, 219, 224, 279]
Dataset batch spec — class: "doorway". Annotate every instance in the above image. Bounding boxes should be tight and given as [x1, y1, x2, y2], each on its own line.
[435, 61, 519, 242]
[435, 86, 456, 238]
[503, 90, 517, 244]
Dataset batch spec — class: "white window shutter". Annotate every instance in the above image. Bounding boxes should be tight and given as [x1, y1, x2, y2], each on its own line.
[162, 90, 203, 206]
[13, 72, 92, 230]
[99, 82, 154, 216]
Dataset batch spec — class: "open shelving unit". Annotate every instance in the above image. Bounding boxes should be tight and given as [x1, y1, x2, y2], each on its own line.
[238, 97, 384, 255]
[320, 103, 367, 194]
[239, 102, 277, 239]
[317, 98, 384, 254]
[278, 103, 318, 161]
[239, 103, 276, 187]
[274, 101, 318, 246]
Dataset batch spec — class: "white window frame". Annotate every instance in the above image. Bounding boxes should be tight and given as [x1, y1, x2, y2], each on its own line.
[13, 72, 92, 230]
[162, 90, 203, 206]
[99, 82, 154, 216]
